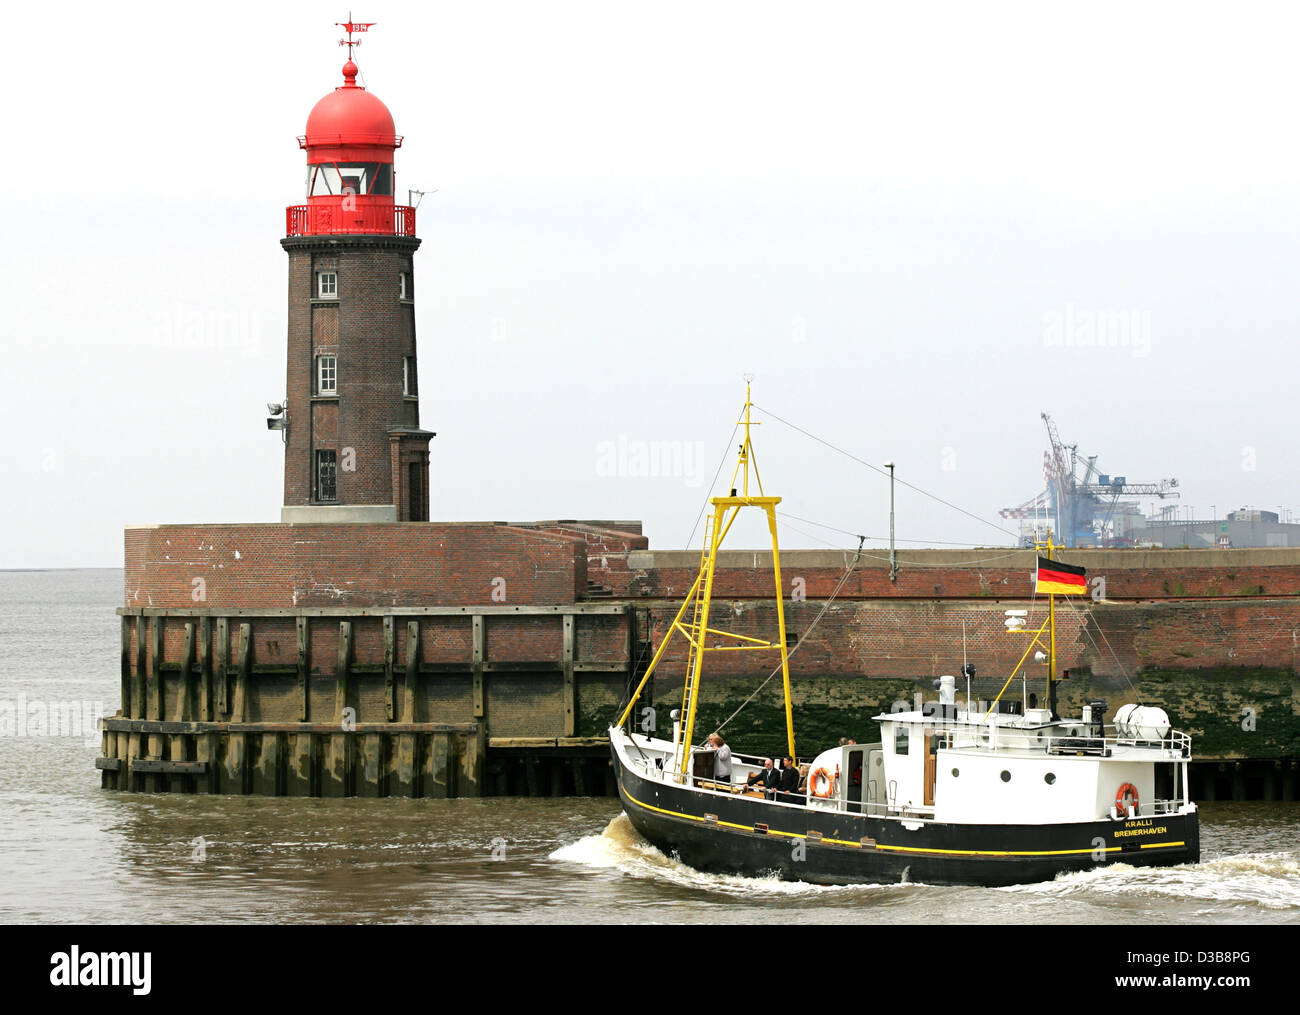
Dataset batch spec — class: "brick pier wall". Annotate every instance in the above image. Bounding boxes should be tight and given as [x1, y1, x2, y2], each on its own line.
[116, 528, 1300, 769]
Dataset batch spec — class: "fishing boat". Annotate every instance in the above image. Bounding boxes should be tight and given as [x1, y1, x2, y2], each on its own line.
[608, 386, 1199, 887]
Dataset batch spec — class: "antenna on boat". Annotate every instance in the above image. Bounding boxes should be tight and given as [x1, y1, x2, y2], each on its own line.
[962, 622, 970, 711]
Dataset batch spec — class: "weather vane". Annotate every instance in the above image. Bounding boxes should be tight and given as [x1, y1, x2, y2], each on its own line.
[337, 14, 376, 59]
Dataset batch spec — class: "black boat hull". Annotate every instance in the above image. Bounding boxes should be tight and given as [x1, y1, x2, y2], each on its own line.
[612, 749, 1200, 887]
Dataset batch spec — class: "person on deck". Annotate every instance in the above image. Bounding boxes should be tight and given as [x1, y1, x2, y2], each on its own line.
[704, 733, 732, 786]
[745, 758, 779, 793]
[774, 755, 803, 804]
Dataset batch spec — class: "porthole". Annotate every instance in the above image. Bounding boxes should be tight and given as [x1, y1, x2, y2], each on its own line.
[1044, 772, 1056, 785]
[951, 768, 960, 778]
[1000, 770, 1011, 782]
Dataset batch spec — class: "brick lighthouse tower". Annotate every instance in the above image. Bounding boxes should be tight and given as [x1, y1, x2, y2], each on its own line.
[276, 20, 432, 523]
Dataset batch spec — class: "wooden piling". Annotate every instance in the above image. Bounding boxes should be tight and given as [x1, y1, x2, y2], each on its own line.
[234, 623, 251, 722]
[403, 620, 419, 722]
[323, 734, 352, 797]
[562, 614, 575, 737]
[146, 617, 163, 792]
[296, 615, 309, 721]
[215, 617, 229, 715]
[462, 724, 487, 797]
[179, 622, 196, 723]
[471, 614, 485, 719]
[199, 615, 212, 722]
[133, 615, 146, 722]
[359, 734, 385, 797]
[394, 733, 419, 797]
[167, 731, 190, 794]
[119, 616, 131, 720]
[252, 732, 280, 795]
[226, 623, 252, 791]
[383, 615, 396, 721]
[286, 732, 315, 796]
[423, 732, 449, 799]
[102, 604, 628, 799]
[224, 736, 245, 795]
[121, 730, 137, 792]
[335, 621, 352, 724]
[195, 731, 218, 794]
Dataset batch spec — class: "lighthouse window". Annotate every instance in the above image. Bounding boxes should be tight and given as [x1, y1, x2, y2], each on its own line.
[317, 272, 338, 299]
[1044, 773, 1057, 785]
[317, 355, 337, 395]
[1000, 770, 1011, 782]
[399, 272, 409, 299]
[316, 450, 338, 502]
[308, 162, 393, 197]
[403, 356, 416, 396]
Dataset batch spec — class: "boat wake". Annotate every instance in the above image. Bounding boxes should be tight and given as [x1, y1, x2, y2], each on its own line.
[999, 850, 1300, 910]
[549, 814, 923, 898]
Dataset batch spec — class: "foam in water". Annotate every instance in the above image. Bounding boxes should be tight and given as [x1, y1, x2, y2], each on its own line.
[999, 851, 1300, 910]
[549, 814, 923, 898]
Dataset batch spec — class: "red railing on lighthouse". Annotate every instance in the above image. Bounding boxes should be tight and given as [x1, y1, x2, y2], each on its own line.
[285, 203, 416, 237]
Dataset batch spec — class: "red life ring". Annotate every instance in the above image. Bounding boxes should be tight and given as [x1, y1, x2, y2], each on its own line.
[810, 765, 838, 798]
[1115, 782, 1140, 815]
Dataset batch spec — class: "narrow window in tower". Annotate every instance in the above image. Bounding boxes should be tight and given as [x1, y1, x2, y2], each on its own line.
[317, 355, 338, 395]
[318, 271, 338, 299]
[399, 272, 409, 300]
[403, 356, 416, 396]
[316, 450, 338, 503]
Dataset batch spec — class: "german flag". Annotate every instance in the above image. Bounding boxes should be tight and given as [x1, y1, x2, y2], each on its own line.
[1035, 557, 1086, 595]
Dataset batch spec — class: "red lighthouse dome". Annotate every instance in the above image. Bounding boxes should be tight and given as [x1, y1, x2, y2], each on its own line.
[304, 60, 399, 147]
[286, 56, 413, 238]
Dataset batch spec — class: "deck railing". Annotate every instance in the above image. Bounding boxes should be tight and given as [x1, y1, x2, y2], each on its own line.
[935, 725, 1191, 758]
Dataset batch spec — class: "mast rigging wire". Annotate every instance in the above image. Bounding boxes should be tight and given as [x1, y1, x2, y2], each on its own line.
[755, 403, 1021, 543]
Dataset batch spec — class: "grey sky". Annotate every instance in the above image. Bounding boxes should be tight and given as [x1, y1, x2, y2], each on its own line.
[4, 1, 1296, 567]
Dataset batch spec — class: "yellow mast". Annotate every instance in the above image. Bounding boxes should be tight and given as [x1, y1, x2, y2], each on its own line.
[987, 529, 1058, 718]
[616, 381, 796, 773]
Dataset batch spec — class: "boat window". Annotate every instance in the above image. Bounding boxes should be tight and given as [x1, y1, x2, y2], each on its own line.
[951, 768, 959, 778]
[1044, 772, 1056, 785]
[1000, 770, 1011, 782]
[895, 725, 909, 755]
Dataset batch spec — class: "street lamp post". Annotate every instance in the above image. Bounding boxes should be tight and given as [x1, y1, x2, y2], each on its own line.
[885, 461, 896, 582]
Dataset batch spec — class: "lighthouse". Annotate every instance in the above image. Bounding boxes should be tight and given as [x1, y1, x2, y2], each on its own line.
[276, 20, 432, 523]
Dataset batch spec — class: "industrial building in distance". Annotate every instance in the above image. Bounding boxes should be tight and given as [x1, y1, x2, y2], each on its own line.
[1003, 413, 1299, 549]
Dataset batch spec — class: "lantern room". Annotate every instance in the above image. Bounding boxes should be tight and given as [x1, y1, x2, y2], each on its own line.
[285, 46, 415, 237]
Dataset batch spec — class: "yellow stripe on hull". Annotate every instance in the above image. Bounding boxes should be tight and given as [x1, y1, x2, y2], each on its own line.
[620, 785, 1186, 858]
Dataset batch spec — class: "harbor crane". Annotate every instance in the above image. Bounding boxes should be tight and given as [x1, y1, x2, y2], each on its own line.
[1000, 413, 1180, 547]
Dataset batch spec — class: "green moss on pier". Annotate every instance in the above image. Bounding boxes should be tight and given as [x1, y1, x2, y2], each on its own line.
[582, 667, 1299, 762]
